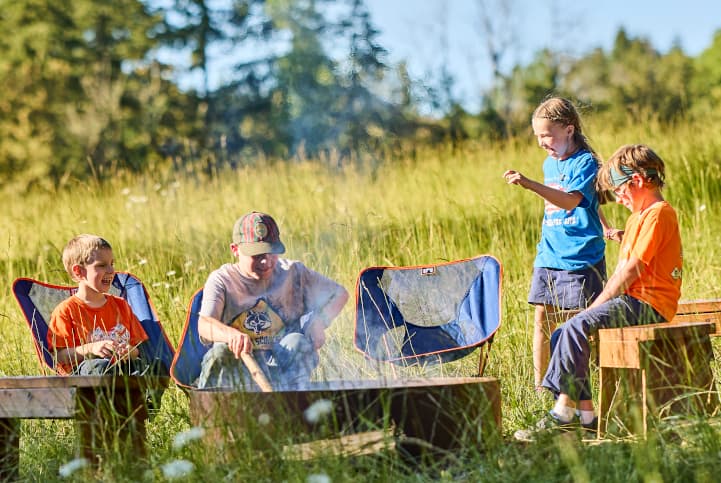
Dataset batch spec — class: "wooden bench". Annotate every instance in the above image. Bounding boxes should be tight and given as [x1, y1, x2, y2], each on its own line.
[0, 375, 167, 480]
[669, 299, 721, 335]
[597, 299, 721, 437]
[189, 376, 501, 461]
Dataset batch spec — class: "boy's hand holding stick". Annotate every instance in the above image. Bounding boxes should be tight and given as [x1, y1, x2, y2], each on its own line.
[240, 352, 273, 392]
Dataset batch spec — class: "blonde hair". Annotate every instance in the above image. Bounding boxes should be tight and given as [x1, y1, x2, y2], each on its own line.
[533, 96, 613, 203]
[598, 144, 666, 192]
[62, 234, 112, 280]
[533, 97, 600, 161]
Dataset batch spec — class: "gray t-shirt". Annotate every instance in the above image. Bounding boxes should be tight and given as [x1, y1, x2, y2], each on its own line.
[199, 259, 342, 349]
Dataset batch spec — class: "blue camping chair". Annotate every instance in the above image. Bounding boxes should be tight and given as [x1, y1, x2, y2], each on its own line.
[170, 288, 205, 389]
[354, 255, 502, 376]
[12, 272, 175, 375]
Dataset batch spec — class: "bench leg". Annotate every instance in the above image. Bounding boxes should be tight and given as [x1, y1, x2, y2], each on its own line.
[75, 386, 148, 462]
[598, 367, 646, 437]
[0, 419, 20, 481]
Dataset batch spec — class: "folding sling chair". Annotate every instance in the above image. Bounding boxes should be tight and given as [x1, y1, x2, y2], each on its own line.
[170, 288, 205, 389]
[12, 272, 175, 375]
[354, 254, 502, 376]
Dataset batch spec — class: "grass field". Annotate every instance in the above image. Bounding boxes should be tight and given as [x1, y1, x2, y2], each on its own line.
[2, 119, 721, 481]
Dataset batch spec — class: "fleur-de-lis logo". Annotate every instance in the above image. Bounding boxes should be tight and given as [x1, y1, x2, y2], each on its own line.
[254, 221, 268, 239]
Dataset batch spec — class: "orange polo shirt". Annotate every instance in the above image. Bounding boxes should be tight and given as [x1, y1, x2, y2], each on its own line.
[48, 294, 148, 375]
[620, 201, 682, 321]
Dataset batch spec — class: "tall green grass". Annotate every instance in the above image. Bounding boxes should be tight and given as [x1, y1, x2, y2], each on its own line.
[2, 119, 721, 481]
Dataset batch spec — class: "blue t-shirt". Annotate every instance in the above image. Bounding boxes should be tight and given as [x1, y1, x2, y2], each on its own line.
[534, 149, 605, 270]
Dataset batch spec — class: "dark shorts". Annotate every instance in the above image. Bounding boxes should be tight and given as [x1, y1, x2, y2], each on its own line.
[528, 258, 606, 310]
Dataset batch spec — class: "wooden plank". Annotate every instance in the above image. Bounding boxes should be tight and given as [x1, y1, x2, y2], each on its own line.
[598, 322, 713, 345]
[598, 322, 714, 368]
[674, 299, 721, 315]
[0, 387, 76, 418]
[670, 312, 721, 336]
[0, 375, 166, 391]
[598, 339, 641, 369]
[565, 300, 721, 335]
[283, 430, 393, 460]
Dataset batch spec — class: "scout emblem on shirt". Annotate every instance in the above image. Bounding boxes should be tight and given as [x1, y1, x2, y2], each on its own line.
[230, 299, 285, 350]
[89, 323, 130, 345]
[671, 267, 682, 280]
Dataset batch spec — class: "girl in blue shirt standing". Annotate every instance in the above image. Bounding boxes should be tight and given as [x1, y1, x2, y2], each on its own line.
[503, 97, 621, 398]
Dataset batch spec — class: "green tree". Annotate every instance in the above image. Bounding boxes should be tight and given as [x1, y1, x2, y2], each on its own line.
[0, 0, 80, 188]
[691, 29, 721, 117]
[0, 0, 173, 189]
[266, 0, 342, 156]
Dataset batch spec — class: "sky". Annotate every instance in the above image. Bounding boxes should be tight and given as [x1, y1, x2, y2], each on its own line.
[363, 0, 721, 112]
[165, 0, 721, 114]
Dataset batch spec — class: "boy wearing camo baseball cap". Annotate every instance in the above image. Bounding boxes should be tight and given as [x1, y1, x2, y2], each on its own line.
[197, 211, 348, 390]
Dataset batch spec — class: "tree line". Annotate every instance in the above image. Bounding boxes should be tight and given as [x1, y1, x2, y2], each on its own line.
[1, 0, 720, 190]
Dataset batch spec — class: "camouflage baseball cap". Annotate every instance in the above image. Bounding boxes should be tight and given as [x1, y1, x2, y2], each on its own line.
[232, 212, 286, 256]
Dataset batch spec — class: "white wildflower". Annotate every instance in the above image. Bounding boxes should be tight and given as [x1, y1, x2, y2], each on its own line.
[172, 426, 205, 450]
[698, 204, 706, 212]
[184, 260, 193, 267]
[162, 459, 195, 479]
[304, 399, 333, 424]
[258, 413, 271, 425]
[58, 458, 89, 477]
[121, 188, 131, 195]
[138, 259, 148, 265]
[307, 473, 331, 483]
[166, 270, 176, 277]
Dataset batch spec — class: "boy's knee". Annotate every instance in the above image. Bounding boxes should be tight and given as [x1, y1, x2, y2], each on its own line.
[278, 332, 314, 354]
[76, 358, 112, 375]
[273, 333, 318, 373]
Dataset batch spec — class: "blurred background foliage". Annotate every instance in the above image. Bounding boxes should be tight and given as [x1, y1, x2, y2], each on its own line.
[1, 0, 720, 193]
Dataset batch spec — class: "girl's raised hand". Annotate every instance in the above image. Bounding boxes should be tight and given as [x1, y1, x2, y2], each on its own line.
[503, 170, 526, 186]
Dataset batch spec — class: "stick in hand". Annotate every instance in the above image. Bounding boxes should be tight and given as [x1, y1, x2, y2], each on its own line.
[240, 352, 273, 392]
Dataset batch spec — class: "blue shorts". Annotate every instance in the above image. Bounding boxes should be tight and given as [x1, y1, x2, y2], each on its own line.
[528, 259, 606, 310]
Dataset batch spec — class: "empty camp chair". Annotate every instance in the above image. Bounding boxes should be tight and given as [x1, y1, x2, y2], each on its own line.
[354, 255, 502, 375]
[12, 272, 175, 375]
[170, 288, 206, 389]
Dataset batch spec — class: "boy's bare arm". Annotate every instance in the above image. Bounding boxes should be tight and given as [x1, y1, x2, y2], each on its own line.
[588, 255, 645, 309]
[198, 315, 252, 358]
[306, 285, 350, 349]
[56, 339, 136, 364]
[319, 286, 350, 326]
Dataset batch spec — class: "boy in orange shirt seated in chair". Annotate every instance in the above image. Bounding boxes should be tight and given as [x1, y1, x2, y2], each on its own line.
[48, 234, 151, 377]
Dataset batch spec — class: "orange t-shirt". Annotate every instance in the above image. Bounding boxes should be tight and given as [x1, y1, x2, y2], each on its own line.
[619, 201, 682, 321]
[48, 294, 149, 375]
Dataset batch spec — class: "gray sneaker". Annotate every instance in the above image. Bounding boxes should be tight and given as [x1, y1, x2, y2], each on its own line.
[513, 410, 579, 442]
